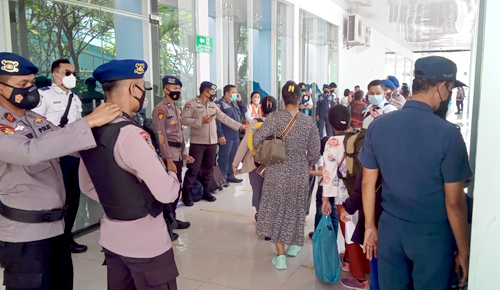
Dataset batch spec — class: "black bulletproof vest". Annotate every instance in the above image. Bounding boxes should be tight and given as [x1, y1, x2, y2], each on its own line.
[79, 121, 163, 221]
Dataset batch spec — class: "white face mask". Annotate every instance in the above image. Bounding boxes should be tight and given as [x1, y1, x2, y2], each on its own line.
[143, 97, 149, 111]
[368, 94, 384, 106]
[58, 73, 76, 89]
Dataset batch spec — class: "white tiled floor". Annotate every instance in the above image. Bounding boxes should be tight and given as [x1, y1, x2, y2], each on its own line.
[1, 175, 350, 290]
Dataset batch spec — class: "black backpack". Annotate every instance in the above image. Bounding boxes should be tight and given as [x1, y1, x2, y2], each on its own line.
[337, 129, 366, 194]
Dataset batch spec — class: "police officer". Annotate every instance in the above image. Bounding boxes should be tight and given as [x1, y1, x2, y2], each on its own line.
[32, 58, 88, 253]
[360, 56, 472, 290]
[0, 52, 120, 289]
[216, 84, 247, 184]
[316, 84, 335, 137]
[79, 59, 180, 290]
[153, 75, 193, 236]
[298, 82, 313, 115]
[181, 82, 247, 206]
[387, 75, 406, 109]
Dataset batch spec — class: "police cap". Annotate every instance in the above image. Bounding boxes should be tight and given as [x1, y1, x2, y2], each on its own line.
[298, 82, 308, 91]
[0, 52, 38, 76]
[93, 59, 148, 83]
[200, 81, 217, 91]
[414, 56, 466, 87]
[382, 79, 396, 90]
[386, 75, 400, 88]
[323, 84, 330, 89]
[162, 75, 183, 87]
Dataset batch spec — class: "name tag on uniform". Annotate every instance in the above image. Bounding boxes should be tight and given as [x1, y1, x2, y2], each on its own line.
[166, 115, 174, 119]
[53, 101, 62, 104]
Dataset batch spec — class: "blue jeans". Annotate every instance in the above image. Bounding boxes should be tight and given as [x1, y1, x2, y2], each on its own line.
[217, 138, 239, 179]
[314, 185, 339, 234]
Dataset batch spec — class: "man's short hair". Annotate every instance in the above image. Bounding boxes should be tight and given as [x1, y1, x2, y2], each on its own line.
[412, 78, 446, 95]
[101, 80, 124, 94]
[223, 84, 236, 95]
[51, 59, 71, 73]
[367, 80, 386, 91]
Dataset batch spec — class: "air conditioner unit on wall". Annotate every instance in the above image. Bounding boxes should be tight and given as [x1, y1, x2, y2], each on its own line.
[347, 14, 366, 46]
[364, 24, 371, 47]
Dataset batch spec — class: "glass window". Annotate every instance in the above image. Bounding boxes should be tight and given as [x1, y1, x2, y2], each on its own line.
[276, 1, 294, 101]
[385, 50, 396, 77]
[157, 0, 196, 108]
[8, 0, 151, 233]
[395, 54, 405, 85]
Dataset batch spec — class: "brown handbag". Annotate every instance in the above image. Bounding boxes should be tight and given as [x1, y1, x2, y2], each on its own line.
[254, 113, 298, 166]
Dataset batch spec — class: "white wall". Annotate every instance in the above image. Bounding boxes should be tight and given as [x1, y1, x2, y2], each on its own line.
[468, 0, 500, 288]
[287, 0, 413, 91]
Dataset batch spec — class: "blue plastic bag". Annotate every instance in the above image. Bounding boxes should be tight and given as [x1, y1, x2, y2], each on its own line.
[312, 215, 341, 283]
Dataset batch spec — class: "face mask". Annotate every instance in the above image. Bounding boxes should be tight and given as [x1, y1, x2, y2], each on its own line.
[323, 90, 329, 95]
[386, 92, 392, 100]
[134, 85, 146, 112]
[434, 86, 452, 119]
[168, 89, 181, 101]
[209, 93, 216, 102]
[62, 74, 76, 89]
[143, 97, 149, 111]
[231, 93, 238, 102]
[0, 82, 40, 110]
[368, 94, 384, 106]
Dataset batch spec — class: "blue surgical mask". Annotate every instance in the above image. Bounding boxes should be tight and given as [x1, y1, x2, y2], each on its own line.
[368, 94, 384, 106]
[231, 93, 238, 102]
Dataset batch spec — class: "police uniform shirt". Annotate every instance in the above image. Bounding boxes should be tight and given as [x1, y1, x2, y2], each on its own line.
[390, 92, 407, 110]
[362, 101, 397, 129]
[359, 100, 473, 223]
[32, 83, 83, 126]
[79, 117, 179, 258]
[153, 98, 187, 161]
[215, 97, 246, 140]
[182, 97, 241, 145]
[0, 106, 96, 242]
[317, 92, 335, 118]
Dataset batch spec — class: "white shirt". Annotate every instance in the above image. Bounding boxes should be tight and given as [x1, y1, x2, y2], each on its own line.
[341, 97, 349, 107]
[33, 83, 82, 126]
[245, 104, 261, 122]
[322, 135, 349, 205]
[362, 101, 397, 129]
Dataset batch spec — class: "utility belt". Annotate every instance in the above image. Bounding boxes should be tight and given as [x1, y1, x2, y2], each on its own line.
[0, 200, 68, 223]
[167, 141, 182, 148]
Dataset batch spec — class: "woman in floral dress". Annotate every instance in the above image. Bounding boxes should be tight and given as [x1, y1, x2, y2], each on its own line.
[253, 82, 320, 270]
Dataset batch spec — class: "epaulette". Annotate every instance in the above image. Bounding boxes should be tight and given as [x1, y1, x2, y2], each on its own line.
[39, 86, 50, 91]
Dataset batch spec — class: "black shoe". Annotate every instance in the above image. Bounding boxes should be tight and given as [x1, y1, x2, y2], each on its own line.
[70, 240, 88, 254]
[455, 112, 461, 114]
[202, 193, 217, 202]
[265, 237, 271, 241]
[183, 199, 194, 207]
[309, 231, 314, 239]
[222, 180, 230, 188]
[227, 177, 243, 183]
[176, 220, 191, 229]
[171, 232, 179, 242]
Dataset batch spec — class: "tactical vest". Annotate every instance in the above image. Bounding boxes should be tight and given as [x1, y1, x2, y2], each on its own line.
[79, 121, 163, 221]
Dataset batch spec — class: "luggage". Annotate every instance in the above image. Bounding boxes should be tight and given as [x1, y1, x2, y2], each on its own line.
[190, 180, 203, 202]
[313, 215, 341, 283]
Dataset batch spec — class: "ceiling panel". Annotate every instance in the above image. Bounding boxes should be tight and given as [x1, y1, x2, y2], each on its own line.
[330, 0, 477, 52]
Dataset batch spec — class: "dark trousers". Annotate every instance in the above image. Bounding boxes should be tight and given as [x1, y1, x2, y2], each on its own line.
[318, 117, 333, 138]
[378, 211, 456, 290]
[456, 101, 464, 113]
[60, 156, 81, 239]
[182, 144, 217, 202]
[217, 138, 239, 179]
[313, 186, 339, 234]
[0, 234, 73, 290]
[164, 160, 183, 221]
[248, 169, 264, 211]
[103, 248, 178, 290]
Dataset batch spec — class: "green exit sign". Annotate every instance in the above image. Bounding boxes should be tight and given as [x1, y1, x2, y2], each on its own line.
[196, 35, 213, 53]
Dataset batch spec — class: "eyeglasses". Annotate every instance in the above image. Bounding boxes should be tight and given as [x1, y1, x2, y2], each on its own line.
[64, 70, 78, 77]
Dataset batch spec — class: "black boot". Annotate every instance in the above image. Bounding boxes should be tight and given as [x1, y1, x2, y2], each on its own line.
[202, 192, 217, 202]
[69, 240, 88, 254]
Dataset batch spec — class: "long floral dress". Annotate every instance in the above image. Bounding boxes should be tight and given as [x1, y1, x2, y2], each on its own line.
[252, 110, 320, 246]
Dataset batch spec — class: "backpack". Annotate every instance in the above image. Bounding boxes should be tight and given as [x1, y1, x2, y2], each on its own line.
[337, 129, 366, 194]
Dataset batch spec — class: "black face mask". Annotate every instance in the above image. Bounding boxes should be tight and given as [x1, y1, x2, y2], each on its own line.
[209, 93, 216, 102]
[435, 86, 452, 119]
[0, 82, 40, 110]
[134, 85, 146, 112]
[323, 90, 329, 95]
[168, 89, 181, 101]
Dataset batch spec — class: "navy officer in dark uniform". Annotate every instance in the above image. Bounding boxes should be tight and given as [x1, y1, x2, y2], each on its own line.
[360, 56, 472, 290]
[316, 84, 335, 137]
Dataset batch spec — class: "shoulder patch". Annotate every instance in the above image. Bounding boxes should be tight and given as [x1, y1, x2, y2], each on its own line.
[0, 124, 16, 135]
[3, 113, 16, 123]
[158, 109, 165, 120]
[140, 131, 155, 151]
[185, 104, 190, 111]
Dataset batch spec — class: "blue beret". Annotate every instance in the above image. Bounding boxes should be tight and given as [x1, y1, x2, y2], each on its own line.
[0, 52, 38, 75]
[200, 81, 217, 90]
[323, 84, 330, 89]
[162, 75, 183, 87]
[382, 79, 396, 90]
[386, 76, 400, 88]
[93, 59, 148, 82]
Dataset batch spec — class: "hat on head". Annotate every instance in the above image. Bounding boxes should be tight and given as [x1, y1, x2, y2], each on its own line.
[162, 75, 183, 87]
[200, 81, 217, 91]
[323, 84, 330, 89]
[93, 59, 148, 83]
[329, 82, 337, 88]
[328, 105, 350, 131]
[298, 82, 307, 91]
[0, 52, 38, 76]
[382, 79, 396, 90]
[387, 76, 400, 88]
[414, 56, 466, 87]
